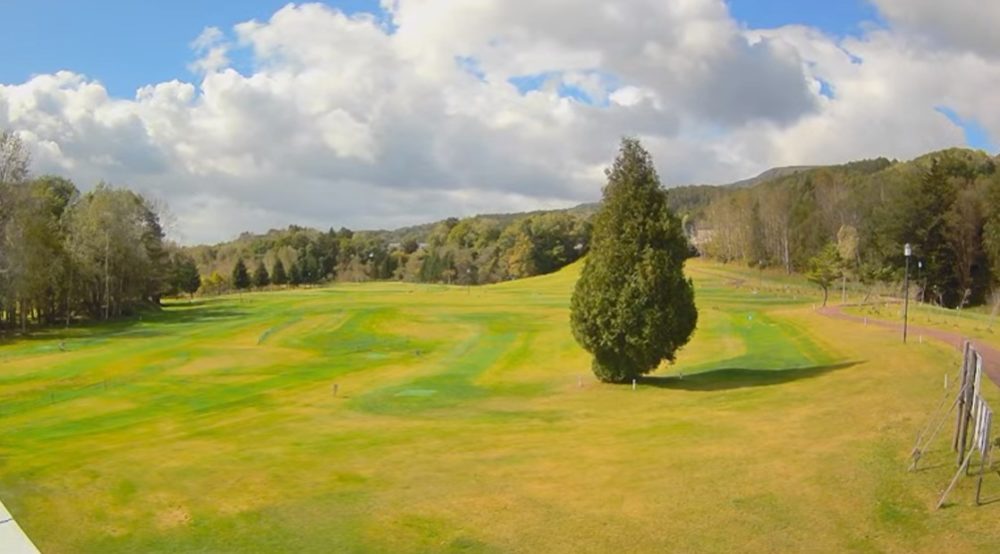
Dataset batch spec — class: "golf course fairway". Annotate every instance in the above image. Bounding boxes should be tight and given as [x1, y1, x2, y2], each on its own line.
[1, 259, 999, 552]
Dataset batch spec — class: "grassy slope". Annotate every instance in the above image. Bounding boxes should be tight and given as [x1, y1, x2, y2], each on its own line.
[1, 260, 998, 553]
[845, 301, 1000, 346]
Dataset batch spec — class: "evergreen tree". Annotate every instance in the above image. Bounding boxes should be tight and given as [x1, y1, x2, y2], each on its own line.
[297, 247, 320, 283]
[271, 259, 288, 285]
[912, 159, 960, 306]
[232, 258, 251, 291]
[288, 260, 302, 286]
[253, 260, 270, 288]
[174, 255, 201, 299]
[570, 138, 698, 383]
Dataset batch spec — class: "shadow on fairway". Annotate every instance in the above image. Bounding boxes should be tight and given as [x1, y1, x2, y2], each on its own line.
[641, 360, 862, 391]
[0, 304, 248, 345]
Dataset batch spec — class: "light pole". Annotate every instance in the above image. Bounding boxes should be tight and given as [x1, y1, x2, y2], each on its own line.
[917, 260, 923, 303]
[903, 243, 912, 343]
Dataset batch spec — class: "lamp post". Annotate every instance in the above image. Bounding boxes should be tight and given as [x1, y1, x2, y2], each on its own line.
[917, 260, 923, 303]
[903, 243, 912, 343]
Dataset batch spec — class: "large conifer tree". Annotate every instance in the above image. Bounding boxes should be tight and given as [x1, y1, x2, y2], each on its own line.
[232, 258, 251, 291]
[253, 260, 270, 288]
[271, 259, 288, 285]
[570, 138, 697, 383]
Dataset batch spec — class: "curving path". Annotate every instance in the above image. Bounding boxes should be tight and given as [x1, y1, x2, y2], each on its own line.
[818, 306, 1000, 388]
[0, 499, 39, 554]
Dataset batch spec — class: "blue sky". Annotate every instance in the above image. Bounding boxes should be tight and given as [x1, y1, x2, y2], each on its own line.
[1, 1, 992, 152]
[727, 0, 882, 37]
[0, 1, 381, 98]
[3, 1, 882, 99]
[2, 1, 994, 241]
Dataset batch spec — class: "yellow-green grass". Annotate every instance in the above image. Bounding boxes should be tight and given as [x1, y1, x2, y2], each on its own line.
[845, 301, 1000, 350]
[1, 259, 998, 552]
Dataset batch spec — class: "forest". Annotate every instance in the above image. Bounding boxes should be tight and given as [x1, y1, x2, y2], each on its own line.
[186, 209, 593, 293]
[693, 149, 1000, 309]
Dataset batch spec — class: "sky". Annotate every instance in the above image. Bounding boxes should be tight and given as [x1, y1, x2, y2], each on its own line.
[1, 1, 998, 244]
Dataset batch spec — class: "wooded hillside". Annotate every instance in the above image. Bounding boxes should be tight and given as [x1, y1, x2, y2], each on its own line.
[689, 149, 1000, 308]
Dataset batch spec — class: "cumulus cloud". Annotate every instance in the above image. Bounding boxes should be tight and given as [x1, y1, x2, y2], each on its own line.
[871, 0, 1000, 59]
[0, 1, 997, 243]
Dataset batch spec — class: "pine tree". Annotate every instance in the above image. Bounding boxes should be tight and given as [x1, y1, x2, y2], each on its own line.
[570, 138, 697, 383]
[232, 258, 251, 291]
[175, 256, 201, 299]
[297, 248, 320, 284]
[271, 259, 288, 285]
[253, 260, 270, 288]
[288, 260, 302, 286]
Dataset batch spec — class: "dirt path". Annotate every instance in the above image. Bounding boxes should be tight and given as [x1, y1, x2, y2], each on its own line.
[818, 305, 1000, 388]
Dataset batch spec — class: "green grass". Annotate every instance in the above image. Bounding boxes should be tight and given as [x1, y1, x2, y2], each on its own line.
[845, 300, 1000, 345]
[1, 260, 999, 552]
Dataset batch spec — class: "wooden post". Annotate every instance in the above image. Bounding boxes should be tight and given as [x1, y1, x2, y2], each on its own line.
[954, 343, 972, 453]
[976, 411, 993, 505]
[910, 390, 966, 471]
[959, 353, 984, 466]
[938, 448, 975, 509]
[957, 387, 971, 466]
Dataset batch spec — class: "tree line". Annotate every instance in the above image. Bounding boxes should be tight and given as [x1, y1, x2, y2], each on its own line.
[9, 117, 998, 332]
[0, 127, 594, 333]
[688, 149, 1000, 308]
[0, 131, 200, 333]
[185, 210, 592, 293]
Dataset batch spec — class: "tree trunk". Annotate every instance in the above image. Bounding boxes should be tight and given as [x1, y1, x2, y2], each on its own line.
[782, 229, 791, 274]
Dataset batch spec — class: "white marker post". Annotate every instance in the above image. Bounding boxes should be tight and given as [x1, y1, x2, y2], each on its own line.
[632, 379, 636, 391]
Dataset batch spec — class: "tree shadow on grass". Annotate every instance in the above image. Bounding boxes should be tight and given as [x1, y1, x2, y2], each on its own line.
[0, 304, 248, 346]
[640, 361, 863, 391]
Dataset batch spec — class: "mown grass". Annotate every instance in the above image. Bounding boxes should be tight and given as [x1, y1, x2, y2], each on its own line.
[845, 300, 1000, 346]
[1, 259, 999, 552]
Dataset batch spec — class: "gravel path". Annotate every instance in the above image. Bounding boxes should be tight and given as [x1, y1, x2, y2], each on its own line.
[818, 305, 1000, 388]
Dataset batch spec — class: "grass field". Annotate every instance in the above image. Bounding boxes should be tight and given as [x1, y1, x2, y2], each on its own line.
[2, 259, 999, 552]
[846, 300, 1000, 346]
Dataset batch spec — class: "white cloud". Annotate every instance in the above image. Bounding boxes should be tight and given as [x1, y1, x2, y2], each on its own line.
[0, 1, 998, 243]
[189, 26, 230, 74]
[871, 0, 1000, 59]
